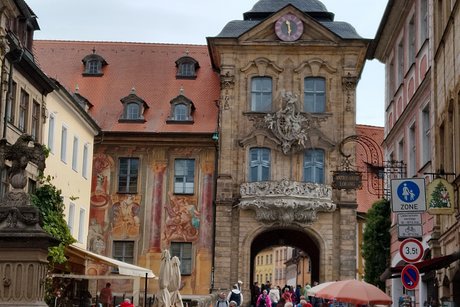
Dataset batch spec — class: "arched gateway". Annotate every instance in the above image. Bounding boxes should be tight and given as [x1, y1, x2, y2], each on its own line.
[208, 0, 369, 304]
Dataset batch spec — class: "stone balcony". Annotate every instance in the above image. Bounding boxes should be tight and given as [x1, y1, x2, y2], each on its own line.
[238, 179, 336, 225]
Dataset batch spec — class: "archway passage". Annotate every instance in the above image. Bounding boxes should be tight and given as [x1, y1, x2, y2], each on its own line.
[250, 227, 320, 287]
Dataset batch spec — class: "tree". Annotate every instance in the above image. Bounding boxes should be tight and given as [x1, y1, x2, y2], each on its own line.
[30, 175, 76, 265]
[362, 199, 391, 290]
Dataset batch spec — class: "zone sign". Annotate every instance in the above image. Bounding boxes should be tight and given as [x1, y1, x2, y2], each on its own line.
[399, 238, 424, 263]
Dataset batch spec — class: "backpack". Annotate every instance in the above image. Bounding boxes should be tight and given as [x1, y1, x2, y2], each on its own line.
[230, 291, 241, 306]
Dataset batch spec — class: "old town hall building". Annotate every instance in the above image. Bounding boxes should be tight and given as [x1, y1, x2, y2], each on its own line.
[33, 0, 369, 301]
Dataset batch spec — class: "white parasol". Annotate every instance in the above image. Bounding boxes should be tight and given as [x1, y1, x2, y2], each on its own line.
[168, 256, 183, 307]
[154, 250, 172, 307]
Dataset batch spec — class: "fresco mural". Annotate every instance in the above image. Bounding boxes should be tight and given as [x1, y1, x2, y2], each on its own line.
[111, 194, 141, 239]
[164, 192, 200, 241]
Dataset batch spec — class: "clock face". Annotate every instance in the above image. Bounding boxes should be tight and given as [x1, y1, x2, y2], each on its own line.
[275, 14, 304, 42]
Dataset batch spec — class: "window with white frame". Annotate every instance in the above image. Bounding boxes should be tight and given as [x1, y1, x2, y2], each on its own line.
[82, 143, 89, 179]
[409, 124, 416, 176]
[72, 136, 79, 171]
[420, 0, 428, 42]
[61, 126, 68, 163]
[249, 147, 270, 182]
[170, 242, 192, 275]
[304, 77, 326, 113]
[48, 113, 55, 153]
[422, 106, 431, 165]
[304, 149, 325, 184]
[251, 77, 272, 112]
[398, 138, 405, 162]
[19, 89, 29, 132]
[174, 159, 195, 194]
[6, 81, 17, 123]
[78, 208, 85, 243]
[68, 202, 75, 235]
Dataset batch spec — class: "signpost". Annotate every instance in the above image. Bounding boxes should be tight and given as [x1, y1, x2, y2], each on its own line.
[391, 178, 426, 212]
[401, 264, 420, 290]
[399, 238, 424, 263]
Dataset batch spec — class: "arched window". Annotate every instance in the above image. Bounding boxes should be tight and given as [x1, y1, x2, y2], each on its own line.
[304, 77, 325, 113]
[175, 56, 199, 79]
[82, 51, 107, 76]
[126, 103, 140, 120]
[167, 94, 195, 124]
[249, 147, 271, 182]
[303, 149, 325, 183]
[174, 104, 188, 121]
[119, 89, 149, 122]
[251, 77, 272, 112]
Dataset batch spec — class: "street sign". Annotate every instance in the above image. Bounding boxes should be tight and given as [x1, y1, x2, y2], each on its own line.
[398, 225, 423, 239]
[399, 238, 424, 263]
[391, 178, 426, 212]
[397, 213, 422, 225]
[401, 264, 420, 290]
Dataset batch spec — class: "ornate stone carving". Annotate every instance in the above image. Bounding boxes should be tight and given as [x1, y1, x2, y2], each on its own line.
[220, 71, 235, 110]
[239, 179, 335, 224]
[264, 91, 313, 154]
[342, 73, 358, 112]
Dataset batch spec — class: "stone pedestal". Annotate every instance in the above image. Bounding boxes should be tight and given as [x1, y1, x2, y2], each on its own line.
[0, 205, 58, 306]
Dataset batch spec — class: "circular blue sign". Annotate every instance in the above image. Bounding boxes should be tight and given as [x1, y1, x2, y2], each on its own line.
[397, 181, 420, 202]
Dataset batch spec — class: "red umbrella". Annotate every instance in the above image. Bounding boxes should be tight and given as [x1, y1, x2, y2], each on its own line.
[315, 279, 392, 305]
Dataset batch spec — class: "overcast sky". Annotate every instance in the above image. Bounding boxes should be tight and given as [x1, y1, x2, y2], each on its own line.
[26, 0, 387, 126]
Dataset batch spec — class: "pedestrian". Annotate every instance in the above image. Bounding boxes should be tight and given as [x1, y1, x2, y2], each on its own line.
[281, 288, 292, 303]
[252, 282, 261, 307]
[119, 298, 134, 307]
[216, 291, 229, 307]
[230, 301, 238, 307]
[227, 284, 243, 307]
[256, 289, 272, 307]
[99, 283, 113, 307]
[269, 285, 280, 306]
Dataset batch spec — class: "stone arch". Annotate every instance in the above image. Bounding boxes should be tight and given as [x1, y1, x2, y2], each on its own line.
[240, 223, 328, 293]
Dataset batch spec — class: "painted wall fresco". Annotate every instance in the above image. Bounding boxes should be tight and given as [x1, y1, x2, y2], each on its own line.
[164, 192, 200, 242]
[111, 194, 141, 239]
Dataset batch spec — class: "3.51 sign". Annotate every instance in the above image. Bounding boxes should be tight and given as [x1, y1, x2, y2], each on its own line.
[399, 238, 424, 263]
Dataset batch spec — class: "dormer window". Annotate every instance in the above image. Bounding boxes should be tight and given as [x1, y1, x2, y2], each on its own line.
[82, 48, 107, 76]
[175, 54, 199, 79]
[167, 88, 195, 124]
[73, 85, 93, 112]
[119, 88, 149, 123]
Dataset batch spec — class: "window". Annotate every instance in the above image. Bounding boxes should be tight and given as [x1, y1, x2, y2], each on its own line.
[408, 17, 416, 66]
[0, 167, 9, 198]
[118, 158, 139, 193]
[170, 242, 192, 275]
[175, 56, 199, 79]
[31, 101, 40, 141]
[174, 159, 195, 194]
[68, 203, 75, 235]
[61, 126, 68, 163]
[420, 0, 428, 42]
[397, 41, 404, 84]
[409, 124, 416, 176]
[113, 241, 135, 264]
[82, 143, 89, 179]
[82, 52, 107, 76]
[174, 104, 188, 121]
[251, 77, 272, 112]
[304, 77, 326, 113]
[249, 148, 270, 182]
[119, 90, 148, 122]
[398, 139, 405, 161]
[72, 136, 79, 171]
[48, 113, 55, 153]
[78, 208, 85, 243]
[19, 89, 29, 132]
[6, 81, 17, 123]
[28, 178, 36, 194]
[304, 149, 325, 184]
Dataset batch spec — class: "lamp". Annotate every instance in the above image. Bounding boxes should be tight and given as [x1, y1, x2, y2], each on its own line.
[212, 132, 219, 141]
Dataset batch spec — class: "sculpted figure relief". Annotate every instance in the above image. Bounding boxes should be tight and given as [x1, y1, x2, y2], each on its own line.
[164, 192, 200, 241]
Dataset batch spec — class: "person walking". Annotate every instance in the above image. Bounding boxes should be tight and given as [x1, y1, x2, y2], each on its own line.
[269, 285, 280, 306]
[99, 283, 113, 307]
[227, 284, 243, 307]
[256, 289, 272, 307]
[216, 291, 229, 307]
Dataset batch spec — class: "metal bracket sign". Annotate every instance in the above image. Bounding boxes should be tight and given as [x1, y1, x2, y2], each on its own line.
[391, 178, 426, 212]
[401, 264, 420, 290]
[399, 238, 424, 263]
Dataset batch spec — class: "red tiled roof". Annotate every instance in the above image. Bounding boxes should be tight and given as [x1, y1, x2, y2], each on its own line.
[356, 124, 384, 213]
[33, 41, 220, 134]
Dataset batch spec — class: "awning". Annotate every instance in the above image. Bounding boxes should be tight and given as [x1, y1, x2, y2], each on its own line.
[66, 245, 156, 278]
[380, 251, 460, 280]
